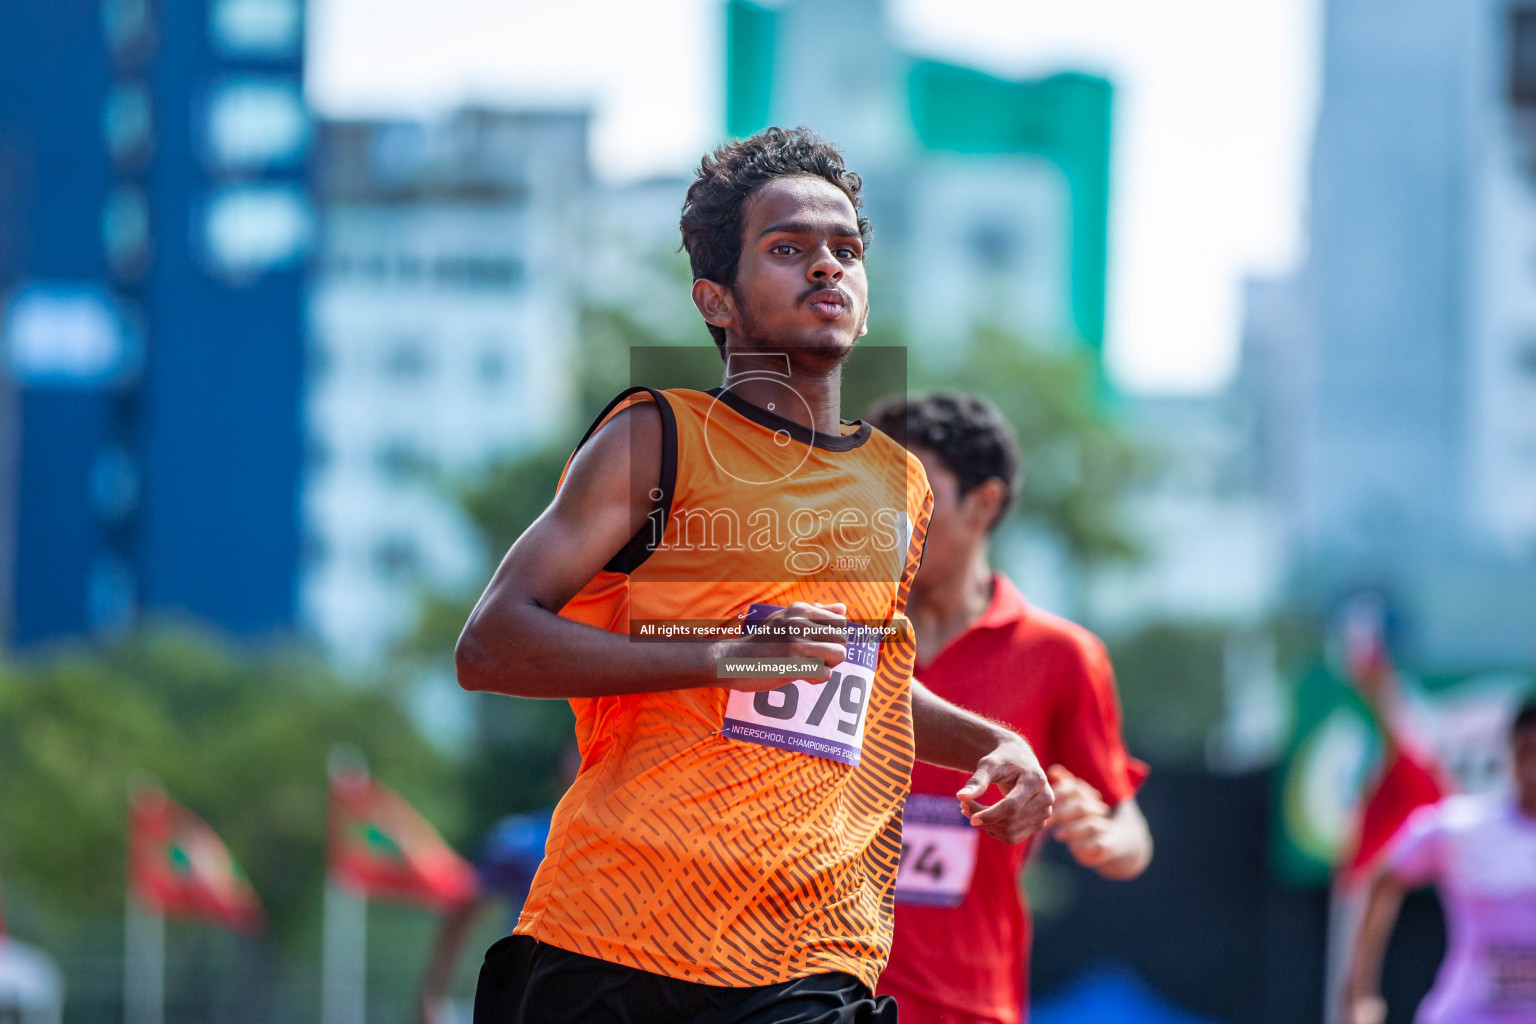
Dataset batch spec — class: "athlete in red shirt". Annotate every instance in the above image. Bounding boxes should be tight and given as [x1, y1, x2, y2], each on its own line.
[866, 393, 1153, 1024]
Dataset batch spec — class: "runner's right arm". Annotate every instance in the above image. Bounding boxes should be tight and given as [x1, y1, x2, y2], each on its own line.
[455, 402, 844, 699]
[911, 679, 1053, 843]
[417, 896, 488, 1024]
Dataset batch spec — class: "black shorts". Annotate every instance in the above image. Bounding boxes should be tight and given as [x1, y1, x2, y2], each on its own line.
[473, 934, 898, 1024]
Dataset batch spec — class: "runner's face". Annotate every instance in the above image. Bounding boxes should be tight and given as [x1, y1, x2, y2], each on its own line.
[728, 176, 868, 358]
[908, 446, 983, 591]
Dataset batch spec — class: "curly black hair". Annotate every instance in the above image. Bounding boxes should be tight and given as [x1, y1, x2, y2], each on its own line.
[680, 126, 871, 349]
[864, 392, 1020, 533]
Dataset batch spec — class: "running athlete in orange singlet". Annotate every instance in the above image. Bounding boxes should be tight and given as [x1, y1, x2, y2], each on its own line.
[456, 128, 1054, 1024]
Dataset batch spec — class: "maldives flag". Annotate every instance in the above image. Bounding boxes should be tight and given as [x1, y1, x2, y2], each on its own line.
[129, 789, 264, 931]
[1338, 599, 1448, 884]
[327, 771, 478, 910]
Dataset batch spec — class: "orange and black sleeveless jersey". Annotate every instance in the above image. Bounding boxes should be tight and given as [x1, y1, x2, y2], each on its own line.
[513, 385, 933, 991]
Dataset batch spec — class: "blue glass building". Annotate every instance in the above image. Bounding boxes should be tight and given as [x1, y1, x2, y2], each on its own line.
[0, 0, 310, 645]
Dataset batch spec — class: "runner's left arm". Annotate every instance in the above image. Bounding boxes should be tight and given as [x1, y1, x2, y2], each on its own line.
[910, 679, 1053, 844]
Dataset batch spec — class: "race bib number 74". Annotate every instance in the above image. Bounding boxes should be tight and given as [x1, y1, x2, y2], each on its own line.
[894, 794, 981, 907]
[721, 603, 879, 766]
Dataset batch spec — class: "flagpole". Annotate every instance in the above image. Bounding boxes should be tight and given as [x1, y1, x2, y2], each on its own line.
[1324, 875, 1369, 1024]
[322, 877, 366, 1024]
[324, 744, 368, 1024]
[123, 897, 164, 1024]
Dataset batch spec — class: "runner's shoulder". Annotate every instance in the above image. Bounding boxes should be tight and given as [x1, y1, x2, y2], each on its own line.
[586, 389, 665, 444]
[563, 393, 664, 502]
[1013, 602, 1109, 664]
[1436, 792, 1503, 834]
[1019, 601, 1105, 647]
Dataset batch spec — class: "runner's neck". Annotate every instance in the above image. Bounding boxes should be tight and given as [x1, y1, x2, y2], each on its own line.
[719, 356, 844, 434]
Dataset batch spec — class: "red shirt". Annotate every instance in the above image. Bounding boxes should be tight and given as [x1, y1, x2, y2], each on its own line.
[878, 574, 1148, 1024]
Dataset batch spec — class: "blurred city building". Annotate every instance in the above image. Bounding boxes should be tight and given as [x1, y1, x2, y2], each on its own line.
[0, 0, 310, 646]
[1084, 275, 1301, 635]
[1250, 1, 1536, 886]
[0, 374, 16, 646]
[726, 0, 1111, 360]
[304, 109, 591, 666]
[1091, 0, 1536, 686]
[585, 176, 697, 332]
[1087, 391, 1284, 633]
[1283, 0, 1536, 672]
[1068, 279, 1304, 772]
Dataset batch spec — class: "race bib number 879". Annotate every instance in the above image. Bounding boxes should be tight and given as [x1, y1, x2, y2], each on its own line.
[721, 603, 879, 766]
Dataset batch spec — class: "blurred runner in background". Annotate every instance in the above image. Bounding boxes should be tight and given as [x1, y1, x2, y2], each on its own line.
[418, 748, 578, 1024]
[867, 392, 1153, 1024]
[1342, 697, 1536, 1024]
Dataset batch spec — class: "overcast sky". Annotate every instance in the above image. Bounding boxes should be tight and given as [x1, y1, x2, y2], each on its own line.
[307, 0, 1320, 394]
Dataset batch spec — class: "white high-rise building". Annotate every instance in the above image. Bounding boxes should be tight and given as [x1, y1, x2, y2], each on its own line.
[1084, 389, 1285, 633]
[303, 109, 589, 667]
[1292, 0, 1536, 668]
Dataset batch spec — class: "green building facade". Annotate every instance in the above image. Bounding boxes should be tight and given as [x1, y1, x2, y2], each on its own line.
[725, 0, 1111, 355]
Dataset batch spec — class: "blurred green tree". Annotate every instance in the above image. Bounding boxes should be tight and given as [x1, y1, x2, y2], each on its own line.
[0, 628, 461, 951]
[1105, 622, 1230, 766]
[895, 327, 1145, 564]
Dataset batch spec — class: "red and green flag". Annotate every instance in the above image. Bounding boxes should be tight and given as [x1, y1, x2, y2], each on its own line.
[327, 771, 478, 910]
[128, 788, 263, 931]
